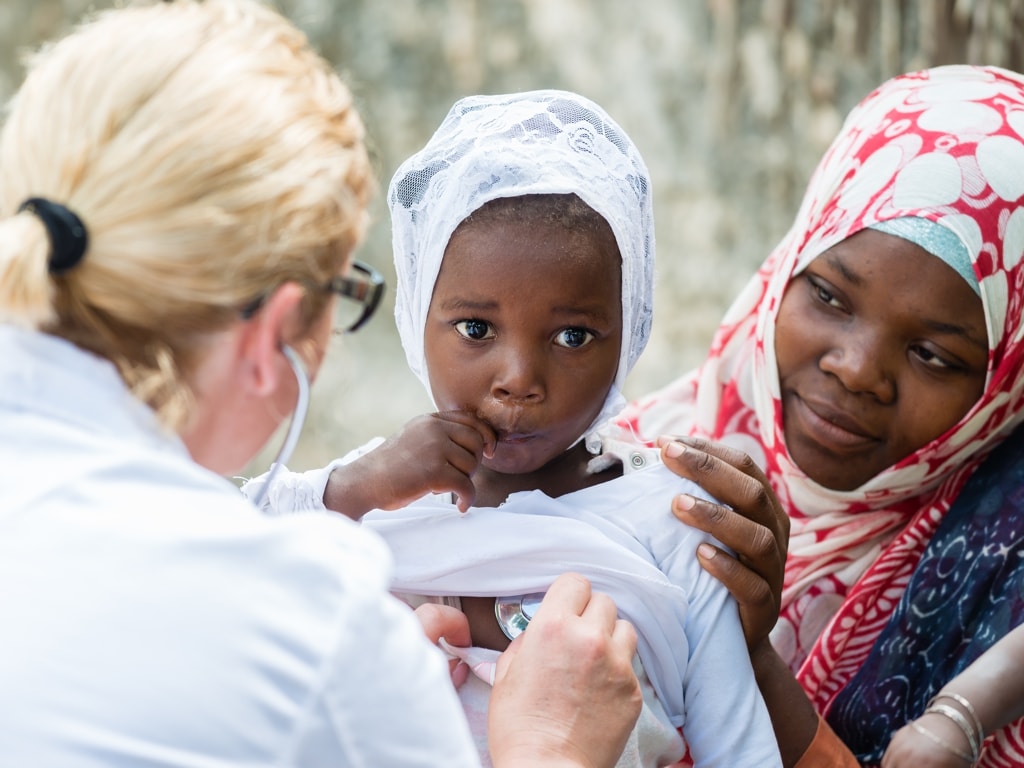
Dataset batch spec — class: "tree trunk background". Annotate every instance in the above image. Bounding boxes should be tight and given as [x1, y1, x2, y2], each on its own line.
[3, 0, 1022, 471]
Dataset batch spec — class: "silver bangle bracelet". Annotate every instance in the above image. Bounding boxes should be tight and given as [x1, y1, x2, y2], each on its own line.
[924, 703, 982, 763]
[909, 720, 975, 764]
[930, 692, 985, 744]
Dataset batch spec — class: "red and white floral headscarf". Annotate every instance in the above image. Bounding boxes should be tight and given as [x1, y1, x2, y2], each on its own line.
[614, 65, 1024, 707]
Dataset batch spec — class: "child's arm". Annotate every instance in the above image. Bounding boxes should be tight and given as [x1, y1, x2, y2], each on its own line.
[323, 410, 496, 519]
[658, 437, 823, 766]
[661, 525, 783, 767]
[882, 623, 1024, 767]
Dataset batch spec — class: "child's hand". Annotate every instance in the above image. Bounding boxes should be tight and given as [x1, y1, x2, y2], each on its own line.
[324, 410, 496, 518]
[882, 715, 975, 768]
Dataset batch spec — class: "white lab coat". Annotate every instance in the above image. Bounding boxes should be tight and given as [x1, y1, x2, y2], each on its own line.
[0, 326, 478, 767]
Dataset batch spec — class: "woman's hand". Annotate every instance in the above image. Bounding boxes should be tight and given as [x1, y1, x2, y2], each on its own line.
[658, 437, 827, 767]
[657, 435, 789, 651]
[414, 602, 472, 689]
[882, 716, 974, 768]
[488, 573, 642, 768]
[415, 575, 643, 768]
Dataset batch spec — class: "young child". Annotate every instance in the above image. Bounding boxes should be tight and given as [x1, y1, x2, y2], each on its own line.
[248, 90, 781, 767]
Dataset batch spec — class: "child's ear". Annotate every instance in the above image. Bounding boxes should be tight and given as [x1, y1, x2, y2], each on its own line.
[239, 282, 307, 396]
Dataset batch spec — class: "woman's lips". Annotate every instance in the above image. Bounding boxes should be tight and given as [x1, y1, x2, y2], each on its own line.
[792, 395, 879, 451]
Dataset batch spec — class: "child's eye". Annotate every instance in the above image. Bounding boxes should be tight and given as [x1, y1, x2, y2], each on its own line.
[554, 328, 595, 349]
[454, 319, 494, 341]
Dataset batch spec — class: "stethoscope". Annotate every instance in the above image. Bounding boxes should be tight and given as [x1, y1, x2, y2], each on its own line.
[495, 592, 547, 640]
[247, 345, 310, 510]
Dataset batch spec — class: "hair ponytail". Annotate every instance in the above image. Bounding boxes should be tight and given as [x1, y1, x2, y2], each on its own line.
[0, 212, 60, 329]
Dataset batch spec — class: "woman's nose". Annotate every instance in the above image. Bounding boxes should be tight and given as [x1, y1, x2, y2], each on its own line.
[818, 327, 896, 404]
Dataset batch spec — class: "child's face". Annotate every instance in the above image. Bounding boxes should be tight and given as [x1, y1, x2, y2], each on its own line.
[424, 215, 623, 476]
[775, 227, 988, 490]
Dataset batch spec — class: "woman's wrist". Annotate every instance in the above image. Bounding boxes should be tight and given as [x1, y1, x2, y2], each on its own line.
[910, 707, 980, 764]
[907, 690, 985, 765]
[748, 640, 822, 767]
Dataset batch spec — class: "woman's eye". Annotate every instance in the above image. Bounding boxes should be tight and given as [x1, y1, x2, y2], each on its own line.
[454, 319, 494, 341]
[912, 345, 957, 371]
[555, 327, 595, 349]
[808, 276, 843, 309]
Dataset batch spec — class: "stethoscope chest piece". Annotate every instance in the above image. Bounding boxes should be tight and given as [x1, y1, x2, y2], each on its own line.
[494, 592, 546, 640]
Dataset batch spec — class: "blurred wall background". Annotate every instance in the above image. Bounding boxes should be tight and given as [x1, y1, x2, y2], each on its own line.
[3, 0, 1022, 474]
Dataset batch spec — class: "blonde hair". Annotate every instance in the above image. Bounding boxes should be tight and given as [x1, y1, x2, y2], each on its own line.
[0, 0, 373, 429]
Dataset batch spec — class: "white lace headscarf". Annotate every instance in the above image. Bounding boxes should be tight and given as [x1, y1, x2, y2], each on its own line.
[388, 90, 655, 449]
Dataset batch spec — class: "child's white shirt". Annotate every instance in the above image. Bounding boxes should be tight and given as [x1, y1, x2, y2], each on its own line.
[244, 442, 782, 768]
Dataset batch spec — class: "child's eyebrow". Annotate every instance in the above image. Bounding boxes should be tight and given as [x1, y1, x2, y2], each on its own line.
[550, 304, 617, 322]
[436, 297, 615, 322]
[437, 298, 498, 312]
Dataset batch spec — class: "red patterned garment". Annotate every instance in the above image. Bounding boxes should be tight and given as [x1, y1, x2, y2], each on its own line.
[612, 65, 1024, 760]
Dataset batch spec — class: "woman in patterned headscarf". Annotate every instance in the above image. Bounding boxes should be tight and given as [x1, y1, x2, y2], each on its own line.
[612, 64, 1024, 765]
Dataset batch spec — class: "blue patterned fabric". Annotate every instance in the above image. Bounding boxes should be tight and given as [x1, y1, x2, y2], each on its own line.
[825, 423, 1024, 763]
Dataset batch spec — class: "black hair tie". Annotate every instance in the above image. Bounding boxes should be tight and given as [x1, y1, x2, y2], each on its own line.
[18, 197, 89, 275]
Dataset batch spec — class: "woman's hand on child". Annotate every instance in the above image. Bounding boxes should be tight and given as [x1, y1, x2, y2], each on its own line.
[488, 573, 642, 768]
[414, 601, 472, 689]
[657, 435, 789, 651]
[324, 411, 497, 518]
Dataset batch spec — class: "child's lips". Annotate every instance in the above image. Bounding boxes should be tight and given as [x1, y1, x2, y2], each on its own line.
[476, 409, 533, 444]
[498, 432, 535, 445]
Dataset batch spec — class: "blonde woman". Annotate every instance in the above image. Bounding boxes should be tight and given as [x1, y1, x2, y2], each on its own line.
[0, 2, 641, 766]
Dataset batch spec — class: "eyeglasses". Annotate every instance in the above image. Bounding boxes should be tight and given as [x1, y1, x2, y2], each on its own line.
[240, 260, 386, 335]
[328, 260, 386, 334]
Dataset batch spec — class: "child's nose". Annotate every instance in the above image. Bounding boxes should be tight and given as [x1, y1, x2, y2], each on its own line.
[491, 347, 544, 403]
[818, 326, 896, 404]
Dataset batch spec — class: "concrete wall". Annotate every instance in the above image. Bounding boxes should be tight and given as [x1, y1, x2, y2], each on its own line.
[4, 0, 1021, 473]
